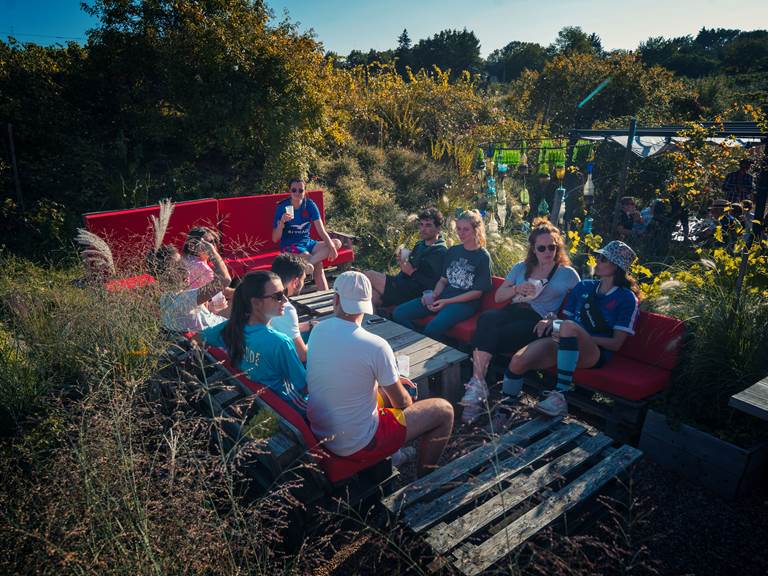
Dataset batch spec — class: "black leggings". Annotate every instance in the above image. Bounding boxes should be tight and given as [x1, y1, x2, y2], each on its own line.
[471, 305, 543, 355]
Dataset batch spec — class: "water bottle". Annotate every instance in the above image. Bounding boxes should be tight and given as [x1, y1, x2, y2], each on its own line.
[582, 216, 593, 235]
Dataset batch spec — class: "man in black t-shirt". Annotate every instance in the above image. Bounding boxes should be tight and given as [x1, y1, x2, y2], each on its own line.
[365, 208, 448, 307]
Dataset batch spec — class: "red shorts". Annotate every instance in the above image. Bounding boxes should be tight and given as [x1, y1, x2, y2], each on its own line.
[343, 407, 407, 465]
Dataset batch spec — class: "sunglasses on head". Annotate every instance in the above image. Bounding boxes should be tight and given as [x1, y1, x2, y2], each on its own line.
[259, 291, 287, 302]
[536, 244, 557, 253]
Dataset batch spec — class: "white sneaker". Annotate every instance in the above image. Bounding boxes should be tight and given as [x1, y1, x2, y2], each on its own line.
[391, 446, 416, 468]
[535, 390, 568, 417]
[460, 376, 489, 424]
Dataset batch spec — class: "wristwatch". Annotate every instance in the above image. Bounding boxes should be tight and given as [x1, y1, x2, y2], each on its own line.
[544, 312, 557, 320]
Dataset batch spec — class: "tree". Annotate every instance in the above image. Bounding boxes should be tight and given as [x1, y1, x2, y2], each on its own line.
[486, 41, 547, 83]
[510, 52, 689, 133]
[397, 29, 412, 51]
[410, 29, 483, 78]
[722, 31, 768, 73]
[550, 26, 602, 57]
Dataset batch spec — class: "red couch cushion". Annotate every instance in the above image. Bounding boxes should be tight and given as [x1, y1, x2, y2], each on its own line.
[565, 354, 673, 401]
[104, 274, 156, 292]
[83, 198, 219, 270]
[619, 311, 684, 371]
[206, 346, 379, 484]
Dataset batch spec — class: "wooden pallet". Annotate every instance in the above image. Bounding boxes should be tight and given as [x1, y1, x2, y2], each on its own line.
[382, 417, 642, 575]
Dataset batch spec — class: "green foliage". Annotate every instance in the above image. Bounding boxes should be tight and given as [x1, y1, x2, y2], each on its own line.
[486, 41, 547, 83]
[1, 0, 347, 259]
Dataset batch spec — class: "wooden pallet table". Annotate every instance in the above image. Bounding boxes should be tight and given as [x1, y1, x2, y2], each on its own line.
[293, 288, 337, 318]
[382, 417, 643, 575]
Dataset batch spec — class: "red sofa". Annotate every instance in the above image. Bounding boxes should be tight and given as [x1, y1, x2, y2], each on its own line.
[206, 346, 386, 484]
[82, 191, 354, 286]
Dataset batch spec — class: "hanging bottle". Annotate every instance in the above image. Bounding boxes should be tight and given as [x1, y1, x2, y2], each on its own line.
[537, 198, 549, 216]
[583, 163, 595, 201]
[520, 186, 530, 206]
[582, 216, 593, 234]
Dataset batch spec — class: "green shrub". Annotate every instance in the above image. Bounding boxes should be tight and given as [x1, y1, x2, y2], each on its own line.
[649, 272, 768, 444]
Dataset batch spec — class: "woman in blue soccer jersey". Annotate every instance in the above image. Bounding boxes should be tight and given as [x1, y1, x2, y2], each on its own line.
[508, 240, 641, 417]
[198, 270, 308, 415]
[272, 178, 342, 291]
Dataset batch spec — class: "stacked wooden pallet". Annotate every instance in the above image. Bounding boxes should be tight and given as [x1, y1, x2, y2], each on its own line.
[382, 417, 642, 575]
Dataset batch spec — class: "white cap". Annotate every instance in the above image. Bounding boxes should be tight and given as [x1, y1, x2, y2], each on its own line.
[334, 271, 374, 315]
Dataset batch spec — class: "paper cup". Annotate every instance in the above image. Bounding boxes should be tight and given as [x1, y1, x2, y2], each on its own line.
[396, 354, 410, 378]
[285, 205, 294, 218]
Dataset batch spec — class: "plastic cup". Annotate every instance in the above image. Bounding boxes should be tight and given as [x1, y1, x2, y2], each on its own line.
[285, 205, 294, 218]
[400, 247, 411, 261]
[396, 354, 410, 378]
[422, 290, 434, 305]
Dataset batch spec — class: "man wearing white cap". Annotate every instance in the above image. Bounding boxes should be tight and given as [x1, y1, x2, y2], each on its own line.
[307, 271, 454, 477]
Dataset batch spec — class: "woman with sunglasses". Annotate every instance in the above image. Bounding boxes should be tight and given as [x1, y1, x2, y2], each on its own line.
[460, 220, 579, 425]
[272, 178, 342, 291]
[198, 270, 308, 414]
[512, 240, 641, 417]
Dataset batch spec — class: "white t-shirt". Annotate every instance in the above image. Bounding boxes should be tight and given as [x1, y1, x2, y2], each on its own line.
[269, 300, 301, 340]
[306, 316, 400, 456]
[160, 288, 226, 332]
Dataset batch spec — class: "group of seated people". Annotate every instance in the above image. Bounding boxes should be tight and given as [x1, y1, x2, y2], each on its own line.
[148, 178, 641, 479]
[363, 207, 640, 424]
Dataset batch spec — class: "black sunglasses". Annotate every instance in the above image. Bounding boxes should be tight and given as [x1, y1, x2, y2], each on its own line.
[536, 244, 557, 253]
[596, 254, 610, 263]
[289, 187, 304, 193]
[259, 291, 287, 302]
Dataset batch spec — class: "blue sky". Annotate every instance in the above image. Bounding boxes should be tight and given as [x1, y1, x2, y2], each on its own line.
[2, 0, 766, 57]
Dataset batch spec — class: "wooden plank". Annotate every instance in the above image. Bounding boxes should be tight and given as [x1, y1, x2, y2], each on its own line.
[382, 417, 562, 513]
[424, 434, 613, 554]
[729, 377, 768, 422]
[452, 444, 643, 576]
[404, 423, 587, 533]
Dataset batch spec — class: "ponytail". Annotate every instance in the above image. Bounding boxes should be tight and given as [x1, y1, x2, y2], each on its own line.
[221, 270, 278, 365]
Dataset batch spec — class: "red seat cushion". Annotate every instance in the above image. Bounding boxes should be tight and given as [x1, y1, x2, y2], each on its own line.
[104, 274, 156, 292]
[83, 198, 219, 271]
[619, 311, 684, 371]
[559, 354, 673, 401]
[206, 346, 379, 483]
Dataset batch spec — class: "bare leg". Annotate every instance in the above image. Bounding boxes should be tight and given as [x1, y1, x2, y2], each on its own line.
[558, 320, 602, 369]
[509, 338, 559, 375]
[472, 349, 493, 381]
[403, 398, 454, 477]
[309, 239, 342, 291]
[365, 270, 387, 306]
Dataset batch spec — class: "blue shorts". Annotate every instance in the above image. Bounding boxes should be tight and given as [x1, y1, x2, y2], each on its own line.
[283, 239, 317, 255]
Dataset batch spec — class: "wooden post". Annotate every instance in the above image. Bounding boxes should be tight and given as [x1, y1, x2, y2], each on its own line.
[611, 118, 637, 235]
[7, 123, 24, 211]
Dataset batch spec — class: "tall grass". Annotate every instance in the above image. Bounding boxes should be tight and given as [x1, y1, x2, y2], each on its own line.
[647, 267, 768, 444]
[0, 254, 314, 574]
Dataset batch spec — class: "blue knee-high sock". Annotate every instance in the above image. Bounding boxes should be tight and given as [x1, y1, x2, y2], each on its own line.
[502, 369, 524, 400]
[556, 337, 579, 392]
